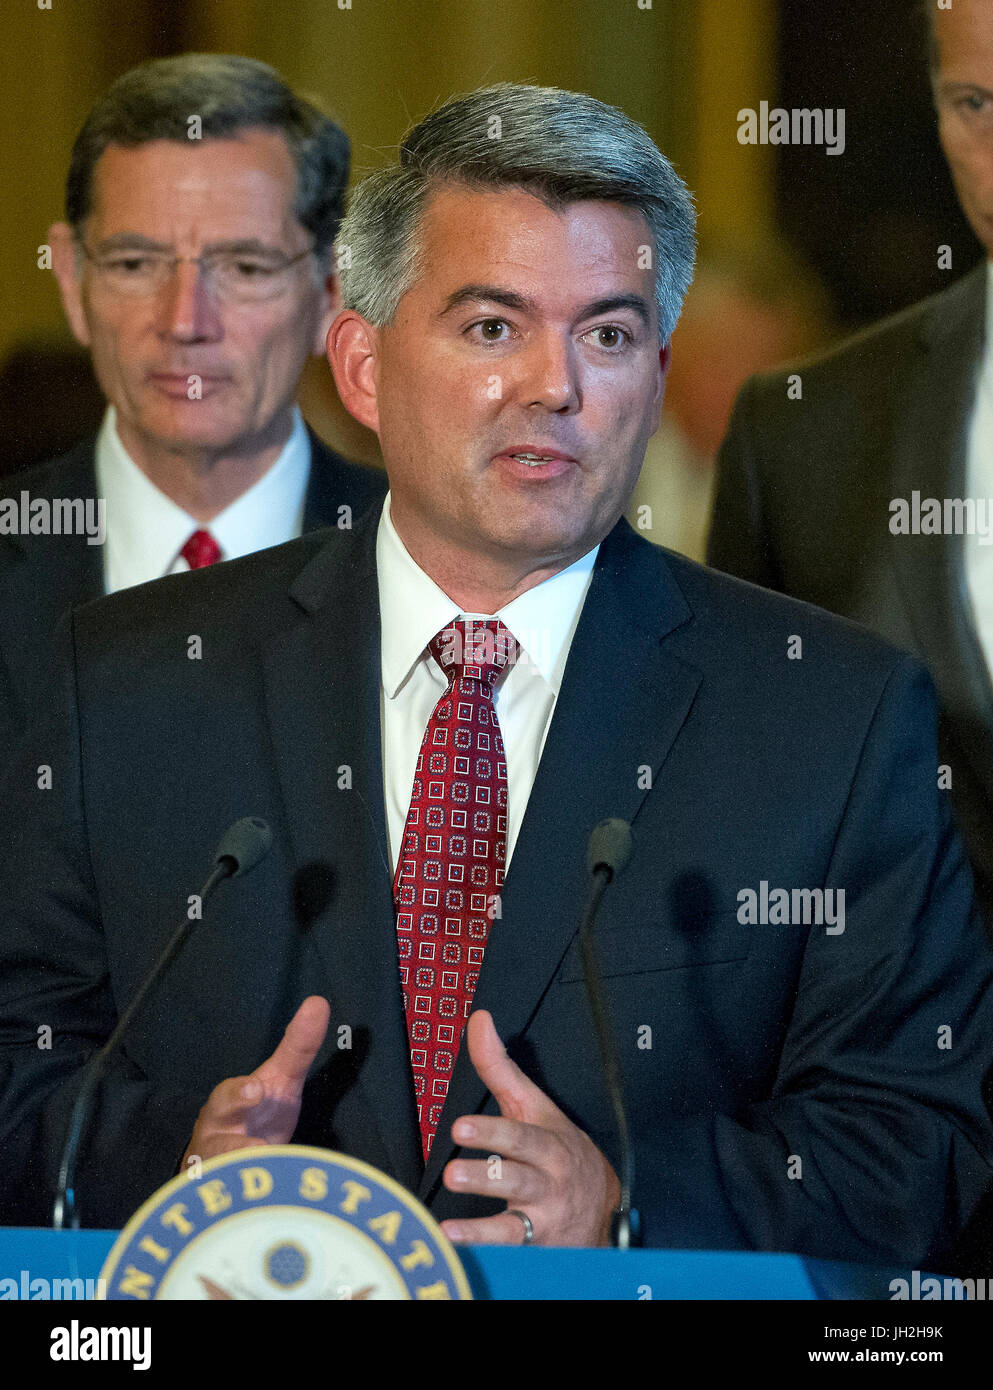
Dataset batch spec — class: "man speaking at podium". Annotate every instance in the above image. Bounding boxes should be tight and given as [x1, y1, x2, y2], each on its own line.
[1, 84, 992, 1266]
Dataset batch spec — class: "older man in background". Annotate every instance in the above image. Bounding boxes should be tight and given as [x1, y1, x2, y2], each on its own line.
[0, 54, 385, 750]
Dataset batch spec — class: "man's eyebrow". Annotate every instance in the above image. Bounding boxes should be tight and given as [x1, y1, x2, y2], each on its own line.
[579, 294, 652, 327]
[439, 285, 653, 326]
[90, 233, 171, 253]
[90, 234, 293, 257]
[440, 285, 535, 316]
[936, 80, 993, 100]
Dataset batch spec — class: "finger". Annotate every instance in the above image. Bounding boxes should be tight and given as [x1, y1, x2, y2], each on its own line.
[204, 1074, 266, 1127]
[443, 1156, 550, 1206]
[256, 995, 331, 1089]
[440, 1212, 537, 1246]
[449, 1112, 550, 1166]
[463, 1010, 563, 1125]
[194, 1133, 271, 1163]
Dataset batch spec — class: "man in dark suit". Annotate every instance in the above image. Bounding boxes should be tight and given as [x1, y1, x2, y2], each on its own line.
[708, 0, 993, 924]
[1, 83, 991, 1267]
[0, 54, 386, 751]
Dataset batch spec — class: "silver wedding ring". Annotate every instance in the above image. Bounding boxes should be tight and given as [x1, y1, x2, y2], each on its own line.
[507, 1209, 534, 1245]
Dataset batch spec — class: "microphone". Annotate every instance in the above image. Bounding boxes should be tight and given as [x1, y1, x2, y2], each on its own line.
[53, 817, 273, 1230]
[214, 816, 273, 879]
[579, 817, 640, 1248]
[586, 818, 633, 879]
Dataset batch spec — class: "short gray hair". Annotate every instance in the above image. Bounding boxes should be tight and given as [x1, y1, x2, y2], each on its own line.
[66, 54, 350, 258]
[338, 83, 696, 343]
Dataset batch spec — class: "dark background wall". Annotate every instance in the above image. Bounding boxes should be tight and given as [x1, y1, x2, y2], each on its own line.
[777, 0, 982, 326]
[0, 0, 979, 473]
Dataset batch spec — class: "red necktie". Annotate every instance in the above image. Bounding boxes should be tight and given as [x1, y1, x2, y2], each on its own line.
[180, 529, 222, 569]
[394, 618, 518, 1159]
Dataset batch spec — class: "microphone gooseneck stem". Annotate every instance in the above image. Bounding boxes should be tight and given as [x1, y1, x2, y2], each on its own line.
[578, 864, 638, 1249]
[53, 859, 234, 1230]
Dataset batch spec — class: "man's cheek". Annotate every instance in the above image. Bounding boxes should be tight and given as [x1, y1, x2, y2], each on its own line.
[460, 365, 505, 410]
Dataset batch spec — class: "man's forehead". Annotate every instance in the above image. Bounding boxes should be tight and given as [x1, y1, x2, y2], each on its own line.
[89, 131, 297, 211]
[935, 0, 993, 74]
[414, 183, 655, 294]
[85, 131, 303, 244]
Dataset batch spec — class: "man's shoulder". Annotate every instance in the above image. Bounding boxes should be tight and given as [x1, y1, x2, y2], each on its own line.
[71, 513, 375, 654]
[743, 261, 987, 406]
[633, 529, 920, 694]
[0, 438, 100, 588]
[1, 437, 98, 501]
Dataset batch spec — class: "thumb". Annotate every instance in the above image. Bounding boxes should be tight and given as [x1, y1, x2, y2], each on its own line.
[257, 995, 331, 1090]
[465, 1009, 560, 1124]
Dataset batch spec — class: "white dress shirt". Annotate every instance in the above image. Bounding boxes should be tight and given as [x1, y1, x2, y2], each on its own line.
[94, 405, 311, 594]
[377, 493, 599, 877]
[963, 261, 993, 676]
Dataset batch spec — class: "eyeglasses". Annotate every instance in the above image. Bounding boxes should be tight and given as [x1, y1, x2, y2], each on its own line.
[78, 243, 315, 303]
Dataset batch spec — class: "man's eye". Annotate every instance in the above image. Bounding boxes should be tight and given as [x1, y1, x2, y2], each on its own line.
[107, 256, 153, 273]
[226, 259, 276, 278]
[585, 325, 630, 350]
[469, 318, 511, 341]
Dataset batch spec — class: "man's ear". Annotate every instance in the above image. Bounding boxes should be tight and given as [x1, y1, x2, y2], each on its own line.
[658, 341, 672, 384]
[311, 265, 342, 356]
[645, 341, 671, 437]
[327, 309, 381, 434]
[49, 222, 91, 348]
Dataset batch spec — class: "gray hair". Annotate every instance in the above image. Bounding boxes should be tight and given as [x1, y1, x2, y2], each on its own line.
[338, 83, 696, 344]
[66, 54, 350, 258]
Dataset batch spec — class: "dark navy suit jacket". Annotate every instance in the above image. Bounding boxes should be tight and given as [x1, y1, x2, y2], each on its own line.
[709, 264, 993, 931]
[1, 509, 992, 1268]
[0, 428, 387, 754]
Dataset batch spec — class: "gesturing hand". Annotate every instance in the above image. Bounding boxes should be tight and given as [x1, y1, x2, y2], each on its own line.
[439, 1010, 621, 1246]
[181, 995, 330, 1168]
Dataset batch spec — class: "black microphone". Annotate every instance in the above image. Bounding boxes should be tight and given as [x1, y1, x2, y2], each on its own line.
[579, 817, 640, 1248]
[53, 816, 273, 1229]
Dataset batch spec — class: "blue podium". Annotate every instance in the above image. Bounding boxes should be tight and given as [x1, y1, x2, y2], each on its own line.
[0, 1229, 907, 1299]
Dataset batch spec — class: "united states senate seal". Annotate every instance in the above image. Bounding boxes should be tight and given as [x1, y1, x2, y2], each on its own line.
[98, 1145, 473, 1300]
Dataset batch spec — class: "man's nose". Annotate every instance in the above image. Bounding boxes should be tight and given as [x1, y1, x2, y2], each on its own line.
[155, 260, 222, 341]
[517, 331, 581, 412]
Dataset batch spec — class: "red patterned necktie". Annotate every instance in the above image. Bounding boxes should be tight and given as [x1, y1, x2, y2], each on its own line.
[394, 618, 518, 1159]
[179, 529, 222, 569]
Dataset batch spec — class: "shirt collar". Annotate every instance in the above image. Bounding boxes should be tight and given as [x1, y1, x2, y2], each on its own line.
[94, 405, 311, 582]
[984, 261, 993, 371]
[377, 492, 599, 698]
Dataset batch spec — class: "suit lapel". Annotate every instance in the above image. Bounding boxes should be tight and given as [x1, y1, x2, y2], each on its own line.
[888, 264, 993, 805]
[262, 512, 422, 1192]
[419, 522, 702, 1200]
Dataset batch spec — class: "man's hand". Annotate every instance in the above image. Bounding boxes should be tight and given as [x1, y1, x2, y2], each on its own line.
[439, 1010, 621, 1246]
[181, 995, 330, 1168]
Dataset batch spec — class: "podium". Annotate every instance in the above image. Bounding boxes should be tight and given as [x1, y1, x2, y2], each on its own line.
[0, 1229, 908, 1299]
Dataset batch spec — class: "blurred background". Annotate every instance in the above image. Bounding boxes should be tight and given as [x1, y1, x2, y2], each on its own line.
[0, 0, 982, 507]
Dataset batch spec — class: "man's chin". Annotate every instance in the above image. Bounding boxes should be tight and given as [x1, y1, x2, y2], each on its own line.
[478, 513, 611, 565]
[125, 406, 253, 459]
